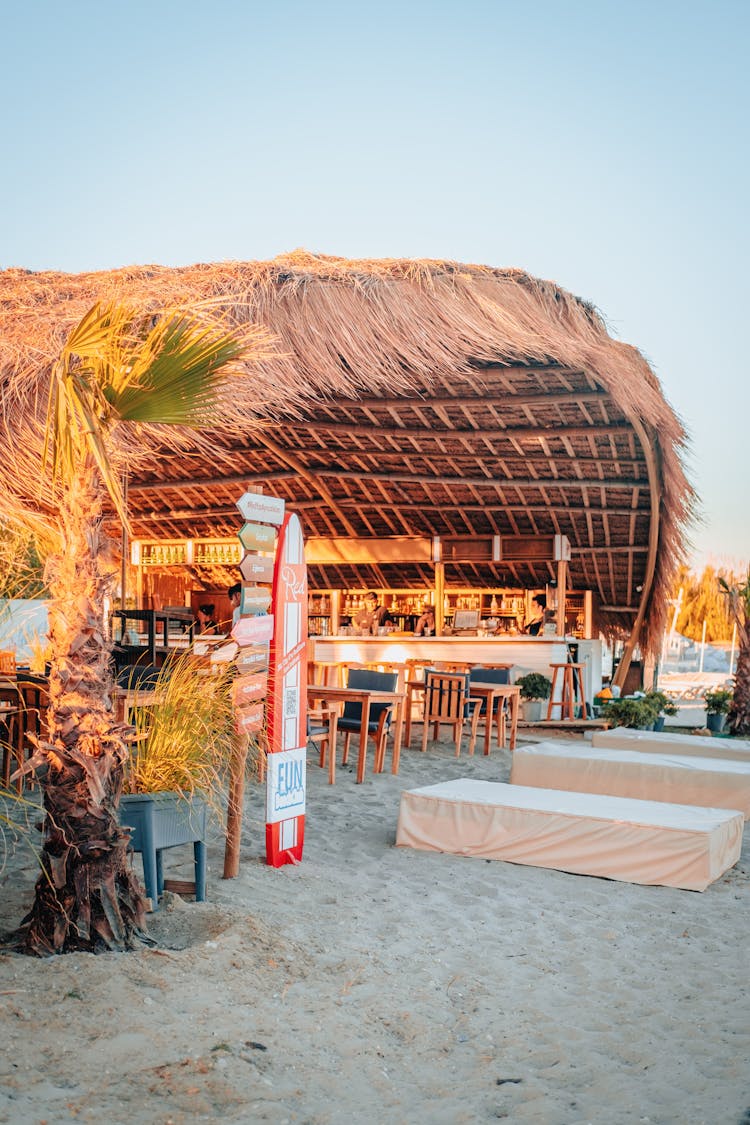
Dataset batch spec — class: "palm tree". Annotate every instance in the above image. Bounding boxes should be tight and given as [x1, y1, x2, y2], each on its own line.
[12, 302, 258, 955]
[720, 569, 750, 735]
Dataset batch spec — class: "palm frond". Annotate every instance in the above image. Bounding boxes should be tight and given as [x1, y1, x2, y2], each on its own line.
[110, 316, 246, 425]
[43, 303, 249, 529]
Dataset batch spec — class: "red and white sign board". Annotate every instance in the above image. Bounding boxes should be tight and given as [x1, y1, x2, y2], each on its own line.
[236, 492, 286, 525]
[231, 614, 274, 646]
[265, 511, 307, 867]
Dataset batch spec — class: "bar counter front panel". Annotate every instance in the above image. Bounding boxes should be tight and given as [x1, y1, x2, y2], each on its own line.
[310, 636, 602, 700]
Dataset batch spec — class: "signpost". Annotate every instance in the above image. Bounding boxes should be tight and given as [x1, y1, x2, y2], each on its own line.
[265, 512, 307, 867]
[224, 489, 307, 875]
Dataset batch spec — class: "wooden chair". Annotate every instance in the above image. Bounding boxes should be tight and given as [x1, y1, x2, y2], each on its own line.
[420, 670, 482, 757]
[338, 669, 398, 775]
[469, 666, 509, 751]
[0, 652, 16, 675]
[307, 706, 339, 784]
[1, 677, 47, 792]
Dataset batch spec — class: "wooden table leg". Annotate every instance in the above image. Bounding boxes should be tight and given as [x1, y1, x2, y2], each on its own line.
[482, 694, 494, 756]
[390, 700, 404, 775]
[328, 713, 338, 785]
[356, 699, 371, 783]
[509, 694, 519, 751]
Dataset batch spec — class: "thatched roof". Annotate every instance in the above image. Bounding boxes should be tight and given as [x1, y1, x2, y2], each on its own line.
[0, 250, 694, 652]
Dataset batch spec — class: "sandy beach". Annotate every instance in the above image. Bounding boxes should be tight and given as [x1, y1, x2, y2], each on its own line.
[1, 731, 748, 1125]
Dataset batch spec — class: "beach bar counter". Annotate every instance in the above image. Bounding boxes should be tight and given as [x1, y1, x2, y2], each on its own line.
[309, 634, 602, 701]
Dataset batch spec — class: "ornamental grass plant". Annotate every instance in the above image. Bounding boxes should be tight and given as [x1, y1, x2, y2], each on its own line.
[123, 654, 256, 817]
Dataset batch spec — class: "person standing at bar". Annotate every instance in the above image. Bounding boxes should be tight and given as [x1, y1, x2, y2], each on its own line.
[352, 591, 393, 635]
[523, 593, 547, 636]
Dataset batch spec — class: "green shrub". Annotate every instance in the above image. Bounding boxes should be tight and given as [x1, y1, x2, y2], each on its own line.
[704, 688, 733, 716]
[643, 690, 678, 718]
[515, 672, 552, 701]
[600, 697, 657, 729]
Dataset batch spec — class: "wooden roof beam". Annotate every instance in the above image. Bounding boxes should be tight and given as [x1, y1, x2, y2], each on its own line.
[273, 421, 633, 440]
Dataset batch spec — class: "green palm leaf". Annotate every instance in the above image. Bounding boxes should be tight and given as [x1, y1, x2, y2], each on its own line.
[111, 316, 245, 424]
[44, 302, 248, 529]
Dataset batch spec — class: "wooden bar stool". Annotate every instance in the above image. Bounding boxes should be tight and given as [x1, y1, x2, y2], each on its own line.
[547, 663, 588, 720]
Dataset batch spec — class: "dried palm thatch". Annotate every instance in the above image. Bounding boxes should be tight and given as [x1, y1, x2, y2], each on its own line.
[0, 250, 694, 654]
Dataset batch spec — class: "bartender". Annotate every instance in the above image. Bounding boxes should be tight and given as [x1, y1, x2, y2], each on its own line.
[352, 591, 393, 634]
[523, 593, 547, 636]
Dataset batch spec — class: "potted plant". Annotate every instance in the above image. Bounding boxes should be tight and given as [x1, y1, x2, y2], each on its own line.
[119, 655, 249, 909]
[515, 672, 552, 723]
[642, 690, 678, 731]
[703, 688, 733, 734]
[600, 696, 657, 730]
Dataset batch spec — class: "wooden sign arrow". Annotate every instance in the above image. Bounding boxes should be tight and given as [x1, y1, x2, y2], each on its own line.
[232, 671, 268, 708]
[231, 614, 274, 646]
[238, 522, 276, 552]
[235, 702, 265, 735]
[240, 554, 275, 583]
[235, 644, 270, 674]
[236, 492, 286, 525]
[241, 585, 272, 615]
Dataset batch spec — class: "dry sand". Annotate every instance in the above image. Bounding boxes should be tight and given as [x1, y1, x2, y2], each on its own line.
[1, 731, 748, 1125]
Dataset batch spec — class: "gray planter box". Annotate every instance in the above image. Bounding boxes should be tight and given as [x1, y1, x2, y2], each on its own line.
[119, 792, 207, 910]
[521, 700, 545, 723]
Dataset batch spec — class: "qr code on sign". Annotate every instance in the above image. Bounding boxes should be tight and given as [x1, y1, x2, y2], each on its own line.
[283, 687, 298, 719]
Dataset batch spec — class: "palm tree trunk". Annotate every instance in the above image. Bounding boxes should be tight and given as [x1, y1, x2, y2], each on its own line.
[17, 460, 148, 954]
[728, 637, 750, 736]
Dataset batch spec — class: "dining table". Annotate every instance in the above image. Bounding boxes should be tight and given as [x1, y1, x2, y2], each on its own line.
[467, 682, 521, 754]
[112, 686, 167, 723]
[307, 683, 405, 783]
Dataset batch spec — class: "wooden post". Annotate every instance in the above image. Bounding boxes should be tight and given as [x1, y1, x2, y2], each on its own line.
[120, 473, 128, 610]
[223, 737, 249, 879]
[434, 561, 445, 635]
[556, 558, 568, 635]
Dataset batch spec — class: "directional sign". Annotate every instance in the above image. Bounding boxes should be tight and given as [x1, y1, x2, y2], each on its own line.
[238, 522, 276, 552]
[232, 671, 268, 708]
[241, 585, 272, 616]
[236, 492, 286, 526]
[231, 614, 274, 646]
[240, 553, 275, 583]
[235, 702, 265, 736]
[235, 644, 270, 675]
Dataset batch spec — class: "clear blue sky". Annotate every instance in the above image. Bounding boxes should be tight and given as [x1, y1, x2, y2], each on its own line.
[3, 0, 747, 570]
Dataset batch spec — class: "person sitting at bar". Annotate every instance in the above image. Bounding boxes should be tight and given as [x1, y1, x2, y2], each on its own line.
[414, 605, 435, 636]
[195, 603, 220, 635]
[352, 591, 393, 635]
[523, 593, 547, 636]
[228, 583, 242, 626]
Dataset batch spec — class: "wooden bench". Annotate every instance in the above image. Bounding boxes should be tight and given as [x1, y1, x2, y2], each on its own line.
[396, 779, 743, 891]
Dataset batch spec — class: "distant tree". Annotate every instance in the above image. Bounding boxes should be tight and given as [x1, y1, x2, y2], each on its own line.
[0, 521, 50, 600]
[719, 570, 750, 735]
[675, 565, 735, 643]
